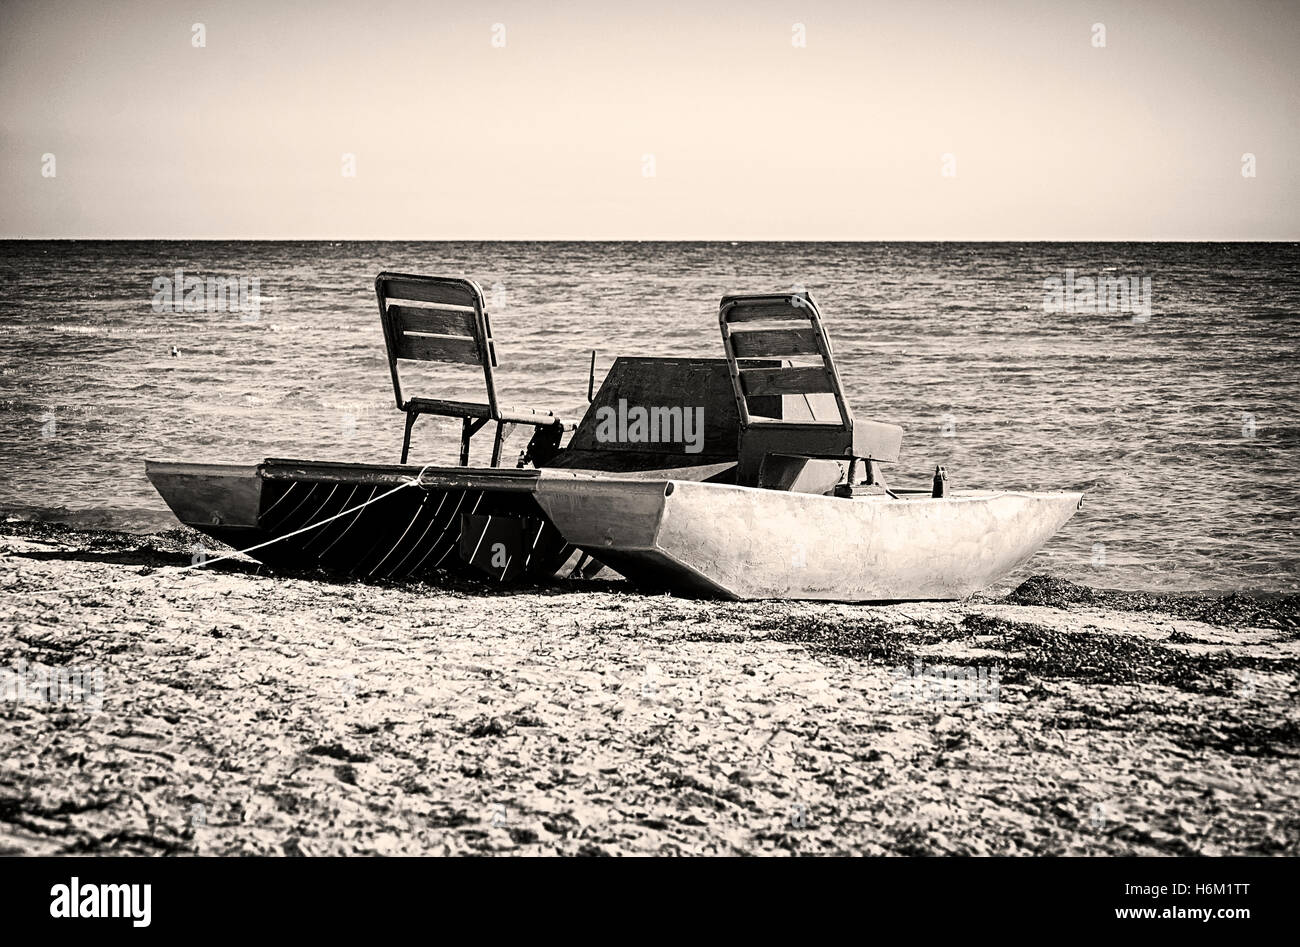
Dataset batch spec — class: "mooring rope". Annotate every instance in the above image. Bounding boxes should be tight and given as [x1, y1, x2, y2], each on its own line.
[0, 465, 436, 600]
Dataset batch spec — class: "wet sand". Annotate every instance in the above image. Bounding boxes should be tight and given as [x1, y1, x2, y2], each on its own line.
[0, 522, 1296, 856]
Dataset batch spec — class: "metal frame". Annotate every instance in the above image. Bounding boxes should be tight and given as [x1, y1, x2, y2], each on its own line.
[718, 291, 854, 432]
[718, 292, 900, 491]
[376, 272, 548, 467]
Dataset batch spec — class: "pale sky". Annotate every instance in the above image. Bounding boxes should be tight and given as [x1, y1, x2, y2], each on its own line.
[1, 0, 1296, 239]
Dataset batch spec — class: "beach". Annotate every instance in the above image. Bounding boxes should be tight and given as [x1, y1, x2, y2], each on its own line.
[1, 521, 1296, 857]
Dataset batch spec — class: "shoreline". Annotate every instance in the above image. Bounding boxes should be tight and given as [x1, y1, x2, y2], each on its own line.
[5, 515, 1296, 601]
[1, 522, 1297, 856]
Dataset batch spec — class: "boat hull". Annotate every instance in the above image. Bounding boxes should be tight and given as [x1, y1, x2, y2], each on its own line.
[146, 460, 1083, 600]
[145, 459, 578, 581]
[533, 473, 1083, 601]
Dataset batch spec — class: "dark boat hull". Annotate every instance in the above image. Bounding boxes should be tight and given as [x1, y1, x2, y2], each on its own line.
[145, 459, 579, 582]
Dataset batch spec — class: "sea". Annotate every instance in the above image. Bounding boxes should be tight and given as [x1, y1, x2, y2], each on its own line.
[1, 240, 1296, 593]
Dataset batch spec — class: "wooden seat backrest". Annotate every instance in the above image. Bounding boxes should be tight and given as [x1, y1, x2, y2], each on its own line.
[718, 292, 852, 430]
[375, 272, 499, 416]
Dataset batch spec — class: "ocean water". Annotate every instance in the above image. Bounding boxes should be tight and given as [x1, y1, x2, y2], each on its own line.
[1, 241, 1297, 593]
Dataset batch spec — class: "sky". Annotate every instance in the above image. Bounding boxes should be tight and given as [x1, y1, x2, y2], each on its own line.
[0, 0, 1296, 239]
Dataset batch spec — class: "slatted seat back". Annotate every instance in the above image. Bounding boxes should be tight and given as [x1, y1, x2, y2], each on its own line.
[375, 272, 499, 415]
[720, 292, 904, 488]
[718, 292, 852, 429]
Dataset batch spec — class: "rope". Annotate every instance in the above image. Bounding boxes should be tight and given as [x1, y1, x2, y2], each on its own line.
[0, 465, 435, 600]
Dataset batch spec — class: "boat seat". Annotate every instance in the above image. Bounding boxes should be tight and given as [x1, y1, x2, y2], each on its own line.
[718, 292, 903, 491]
[405, 398, 570, 427]
[376, 273, 569, 466]
[744, 419, 903, 461]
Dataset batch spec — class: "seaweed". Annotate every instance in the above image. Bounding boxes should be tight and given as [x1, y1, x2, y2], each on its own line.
[959, 613, 1293, 694]
[1007, 575, 1300, 630]
[756, 614, 922, 664]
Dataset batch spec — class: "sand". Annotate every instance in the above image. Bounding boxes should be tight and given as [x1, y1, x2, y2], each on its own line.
[0, 521, 1296, 856]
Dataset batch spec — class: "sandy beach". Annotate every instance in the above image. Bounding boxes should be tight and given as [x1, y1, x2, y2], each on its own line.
[0, 521, 1296, 857]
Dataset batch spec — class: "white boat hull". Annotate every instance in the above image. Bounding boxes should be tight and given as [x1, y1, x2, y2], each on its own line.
[535, 472, 1083, 601]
